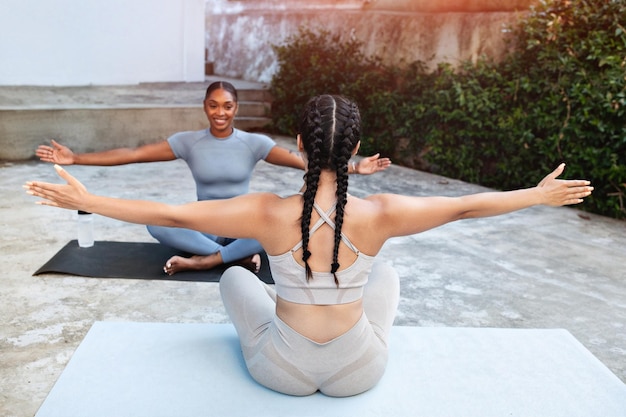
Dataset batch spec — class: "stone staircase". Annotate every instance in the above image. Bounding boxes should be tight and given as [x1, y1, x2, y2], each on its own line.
[0, 77, 273, 161]
[234, 87, 273, 132]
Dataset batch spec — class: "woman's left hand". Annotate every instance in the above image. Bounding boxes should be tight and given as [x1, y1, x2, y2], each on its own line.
[356, 153, 392, 175]
[536, 163, 593, 206]
[24, 164, 89, 210]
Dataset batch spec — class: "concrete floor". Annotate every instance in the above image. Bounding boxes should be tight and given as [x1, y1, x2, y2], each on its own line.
[2, 104, 626, 415]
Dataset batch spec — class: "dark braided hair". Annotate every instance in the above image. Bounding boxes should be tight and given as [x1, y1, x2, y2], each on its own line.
[298, 95, 361, 283]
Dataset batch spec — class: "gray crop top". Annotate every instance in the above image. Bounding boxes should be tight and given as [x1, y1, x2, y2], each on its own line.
[167, 128, 275, 201]
[267, 200, 375, 305]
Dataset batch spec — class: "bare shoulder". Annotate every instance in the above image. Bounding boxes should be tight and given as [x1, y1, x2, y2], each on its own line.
[355, 192, 459, 239]
[251, 193, 303, 252]
[245, 192, 301, 220]
[362, 192, 446, 213]
[358, 193, 418, 213]
[347, 193, 411, 226]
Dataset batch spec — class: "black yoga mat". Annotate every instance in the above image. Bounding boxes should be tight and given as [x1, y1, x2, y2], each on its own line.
[33, 240, 273, 284]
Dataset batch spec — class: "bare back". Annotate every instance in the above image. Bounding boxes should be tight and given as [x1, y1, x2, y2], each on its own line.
[257, 191, 387, 343]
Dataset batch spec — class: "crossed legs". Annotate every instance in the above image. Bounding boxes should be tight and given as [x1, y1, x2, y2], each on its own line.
[147, 225, 262, 275]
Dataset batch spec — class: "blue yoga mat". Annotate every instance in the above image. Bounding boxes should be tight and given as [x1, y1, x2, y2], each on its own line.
[35, 323, 626, 417]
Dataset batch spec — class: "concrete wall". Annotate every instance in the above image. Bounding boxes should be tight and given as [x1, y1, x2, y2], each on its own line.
[0, 0, 205, 86]
[206, 0, 531, 83]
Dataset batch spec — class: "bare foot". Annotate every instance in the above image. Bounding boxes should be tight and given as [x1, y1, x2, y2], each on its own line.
[163, 253, 223, 275]
[235, 254, 261, 273]
[162, 253, 261, 275]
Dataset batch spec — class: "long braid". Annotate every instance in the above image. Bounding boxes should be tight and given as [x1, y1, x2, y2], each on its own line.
[300, 97, 325, 280]
[298, 95, 361, 283]
[330, 99, 361, 284]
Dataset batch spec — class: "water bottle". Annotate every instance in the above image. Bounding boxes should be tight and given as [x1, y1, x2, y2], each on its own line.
[77, 210, 94, 248]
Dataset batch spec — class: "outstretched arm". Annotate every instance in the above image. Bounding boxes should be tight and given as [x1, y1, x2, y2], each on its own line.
[373, 163, 593, 239]
[35, 139, 176, 166]
[24, 165, 268, 240]
[264, 145, 391, 174]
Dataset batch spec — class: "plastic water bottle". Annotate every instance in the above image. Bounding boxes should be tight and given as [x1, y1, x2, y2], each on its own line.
[77, 210, 94, 248]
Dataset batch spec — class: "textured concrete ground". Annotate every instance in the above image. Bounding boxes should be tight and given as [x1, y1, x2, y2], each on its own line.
[2, 134, 625, 416]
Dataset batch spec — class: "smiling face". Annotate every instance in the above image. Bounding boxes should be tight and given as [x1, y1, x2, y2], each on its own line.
[204, 88, 238, 138]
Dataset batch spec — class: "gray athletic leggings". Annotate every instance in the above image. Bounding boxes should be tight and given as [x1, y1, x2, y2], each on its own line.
[219, 261, 400, 397]
[146, 225, 262, 264]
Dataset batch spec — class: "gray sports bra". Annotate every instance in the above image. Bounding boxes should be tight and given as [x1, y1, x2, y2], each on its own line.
[267, 200, 375, 305]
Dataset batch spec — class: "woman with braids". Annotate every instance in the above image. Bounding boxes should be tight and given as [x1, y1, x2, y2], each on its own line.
[25, 94, 593, 397]
[35, 82, 390, 275]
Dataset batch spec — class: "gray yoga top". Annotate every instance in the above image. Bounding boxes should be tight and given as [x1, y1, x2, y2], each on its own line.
[168, 128, 276, 201]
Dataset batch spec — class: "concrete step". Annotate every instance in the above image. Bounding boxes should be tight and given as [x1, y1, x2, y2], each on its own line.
[0, 78, 273, 161]
[238, 100, 271, 118]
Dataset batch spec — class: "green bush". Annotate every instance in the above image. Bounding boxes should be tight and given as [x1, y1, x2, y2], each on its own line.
[269, 0, 626, 219]
[269, 27, 397, 154]
[497, 0, 626, 217]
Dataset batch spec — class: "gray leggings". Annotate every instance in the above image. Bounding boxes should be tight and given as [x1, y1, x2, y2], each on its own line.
[219, 262, 400, 397]
[146, 225, 262, 263]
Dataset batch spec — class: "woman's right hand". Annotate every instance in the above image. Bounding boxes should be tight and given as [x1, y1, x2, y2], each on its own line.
[24, 164, 88, 210]
[35, 139, 75, 165]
